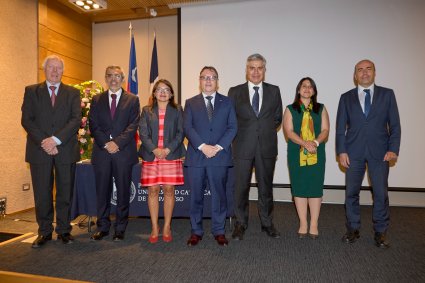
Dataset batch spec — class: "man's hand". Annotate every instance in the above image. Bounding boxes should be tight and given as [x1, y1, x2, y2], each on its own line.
[201, 144, 219, 158]
[105, 141, 119, 154]
[41, 137, 57, 154]
[338, 153, 350, 169]
[384, 151, 398, 162]
[46, 146, 58, 155]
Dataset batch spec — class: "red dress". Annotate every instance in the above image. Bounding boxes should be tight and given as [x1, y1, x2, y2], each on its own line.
[141, 108, 184, 186]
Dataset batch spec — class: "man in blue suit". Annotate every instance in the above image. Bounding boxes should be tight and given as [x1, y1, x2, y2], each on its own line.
[336, 59, 401, 248]
[184, 66, 237, 246]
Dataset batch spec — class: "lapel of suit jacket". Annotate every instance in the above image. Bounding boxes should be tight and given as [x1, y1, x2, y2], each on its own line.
[195, 93, 211, 123]
[369, 85, 381, 118]
[212, 93, 224, 122]
[99, 91, 113, 123]
[39, 82, 54, 110]
[163, 103, 174, 135]
[242, 82, 257, 117]
[353, 87, 366, 119]
[114, 88, 128, 121]
[54, 83, 67, 110]
[258, 82, 269, 117]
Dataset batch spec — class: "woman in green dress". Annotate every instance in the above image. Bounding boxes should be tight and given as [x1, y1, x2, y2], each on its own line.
[283, 77, 329, 239]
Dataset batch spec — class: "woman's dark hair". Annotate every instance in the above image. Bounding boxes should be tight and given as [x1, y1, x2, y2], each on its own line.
[148, 79, 177, 111]
[291, 77, 320, 114]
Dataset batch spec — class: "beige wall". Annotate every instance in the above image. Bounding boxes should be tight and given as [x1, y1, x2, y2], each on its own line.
[92, 16, 178, 106]
[0, 0, 38, 213]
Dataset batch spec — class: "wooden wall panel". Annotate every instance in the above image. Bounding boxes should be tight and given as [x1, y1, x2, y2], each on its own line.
[38, 0, 92, 84]
[38, 48, 92, 84]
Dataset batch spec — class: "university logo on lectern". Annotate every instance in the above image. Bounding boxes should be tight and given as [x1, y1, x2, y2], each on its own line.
[110, 177, 137, 205]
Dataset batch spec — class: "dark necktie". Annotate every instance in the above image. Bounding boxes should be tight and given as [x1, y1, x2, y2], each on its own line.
[110, 93, 117, 119]
[252, 86, 260, 117]
[364, 89, 371, 117]
[206, 96, 213, 121]
[49, 86, 56, 107]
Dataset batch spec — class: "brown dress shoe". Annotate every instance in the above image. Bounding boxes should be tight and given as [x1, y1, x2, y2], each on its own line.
[57, 233, 74, 244]
[113, 231, 125, 241]
[232, 224, 246, 240]
[187, 234, 202, 246]
[32, 234, 52, 248]
[90, 231, 109, 241]
[374, 232, 390, 248]
[342, 230, 360, 244]
[261, 225, 281, 238]
[214, 234, 229, 246]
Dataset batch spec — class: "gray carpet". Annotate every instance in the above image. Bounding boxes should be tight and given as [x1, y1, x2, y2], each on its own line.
[0, 202, 424, 282]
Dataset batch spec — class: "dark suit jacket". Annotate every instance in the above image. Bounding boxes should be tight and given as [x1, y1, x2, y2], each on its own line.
[21, 81, 81, 164]
[89, 89, 140, 165]
[139, 103, 186, 161]
[183, 93, 237, 167]
[228, 82, 283, 159]
[336, 85, 401, 160]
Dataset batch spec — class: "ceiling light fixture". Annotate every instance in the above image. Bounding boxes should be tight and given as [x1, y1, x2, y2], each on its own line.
[69, 0, 107, 12]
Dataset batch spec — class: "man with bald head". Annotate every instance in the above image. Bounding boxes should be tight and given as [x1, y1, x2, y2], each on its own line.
[22, 55, 81, 248]
[336, 59, 401, 248]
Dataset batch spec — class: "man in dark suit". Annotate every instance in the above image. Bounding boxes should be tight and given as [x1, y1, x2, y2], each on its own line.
[21, 55, 81, 248]
[184, 66, 237, 246]
[89, 65, 140, 241]
[336, 59, 401, 248]
[229, 53, 283, 240]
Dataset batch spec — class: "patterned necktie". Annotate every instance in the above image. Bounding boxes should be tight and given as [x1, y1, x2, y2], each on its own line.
[49, 86, 56, 107]
[206, 96, 213, 121]
[110, 93, 117, 119]
[364, 89, 371, 117]
[252, 86, 260, 117]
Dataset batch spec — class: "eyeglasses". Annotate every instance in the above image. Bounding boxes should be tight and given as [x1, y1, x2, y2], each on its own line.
[106, 74, 123, 79]
[155, 88, 171, 94]
[200, 76, 218, 81]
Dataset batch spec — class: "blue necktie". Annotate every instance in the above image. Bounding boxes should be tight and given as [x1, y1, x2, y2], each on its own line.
[364, 89, 371, 117]
[206, 96, 213, 121]
[252, 86, 260, 117]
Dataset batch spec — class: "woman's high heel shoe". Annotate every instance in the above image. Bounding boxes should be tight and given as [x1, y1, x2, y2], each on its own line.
[163, 232, 172, 243]
[148, 228, 160, 244]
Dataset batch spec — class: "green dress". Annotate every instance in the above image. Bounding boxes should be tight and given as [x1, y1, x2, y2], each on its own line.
[287, 104, 325, 197]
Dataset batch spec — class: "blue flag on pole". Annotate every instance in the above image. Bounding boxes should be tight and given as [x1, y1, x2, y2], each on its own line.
[127, 33, 138, 95]
[149, 33, 159, 85]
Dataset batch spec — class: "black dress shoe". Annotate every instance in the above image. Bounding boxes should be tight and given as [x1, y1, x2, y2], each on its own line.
[32, 234, 52, 248]
[308, 233, 319, 240]
[232, 224, 246, 240]
[90, 231, 109, 241]
[374, 232, 390, 248]
[342, 230, 360, 244]
[57, 233, 74, 244]
[298, 232, 308, 239]
[261, 225, 281, 239]
[113, 231, 125, 241]
[187, 234, 202, 246]
[214, 234, 229, 246]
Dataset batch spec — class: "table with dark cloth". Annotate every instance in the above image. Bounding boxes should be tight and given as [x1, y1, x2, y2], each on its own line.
[71, 162, 234, 220]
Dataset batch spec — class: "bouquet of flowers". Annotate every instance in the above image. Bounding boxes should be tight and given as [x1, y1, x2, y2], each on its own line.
[72, 80, 104, 160]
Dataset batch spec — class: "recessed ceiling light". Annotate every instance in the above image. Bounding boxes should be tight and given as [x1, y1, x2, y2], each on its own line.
[69, 0, 107, 12]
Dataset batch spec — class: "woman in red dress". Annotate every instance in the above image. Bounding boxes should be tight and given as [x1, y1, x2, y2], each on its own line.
[139, 79, 185, 243]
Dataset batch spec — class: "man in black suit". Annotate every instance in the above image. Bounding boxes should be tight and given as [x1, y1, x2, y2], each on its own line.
[21, 55, 81, 248]
[89, 65, 140, 241]
[229, 53, 283, 240]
